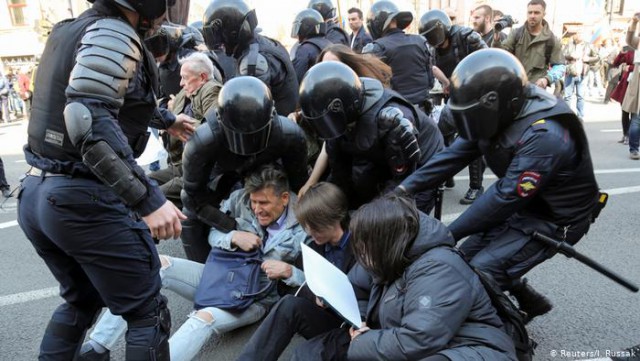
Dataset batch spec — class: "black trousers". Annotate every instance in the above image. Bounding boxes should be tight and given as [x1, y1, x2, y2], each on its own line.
[236, 295, 343, 361]
[17, 175, 165, 360]
[460, 214, 590, 290]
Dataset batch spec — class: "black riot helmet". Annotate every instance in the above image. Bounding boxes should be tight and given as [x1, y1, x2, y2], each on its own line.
[307, 0, 336, 21]
[181, 25, 205, 48]
[217, 76, 275, 155]
[144, 23, 183, 58]
[88, 0, 174, 23]
[448, 49, 528, 141]
[112, 0, 173, 22]
[366, 0, 413, 40]
[203, 0, 258, 55]
[419, 9, 452, 47]
[291, 9, 326, 39]
[299, 62, 362, 140]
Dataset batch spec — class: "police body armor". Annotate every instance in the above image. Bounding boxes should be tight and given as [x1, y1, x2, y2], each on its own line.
[330, 78, 440, 206]
[240, 35, 299, 115]
[373, 32, 434, 105]
[325, 23, 349, 45]
[478, 87, 598, 224]
[28, 9, 157, 173]
[436, 25, 477, 78]
[300, 36, 332, 67]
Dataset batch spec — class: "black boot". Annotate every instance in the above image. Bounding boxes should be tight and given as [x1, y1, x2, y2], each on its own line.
[460, 157, 485, 204]
[509, 278, 553, 324]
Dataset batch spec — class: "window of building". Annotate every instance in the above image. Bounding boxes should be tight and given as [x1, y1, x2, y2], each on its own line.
[7, 0, 27, 26]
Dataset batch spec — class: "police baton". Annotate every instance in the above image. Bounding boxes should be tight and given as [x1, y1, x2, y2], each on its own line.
[532, 232, 639, 293]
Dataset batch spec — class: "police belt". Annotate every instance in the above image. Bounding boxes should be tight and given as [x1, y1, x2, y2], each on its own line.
[27, 167, 68, 178]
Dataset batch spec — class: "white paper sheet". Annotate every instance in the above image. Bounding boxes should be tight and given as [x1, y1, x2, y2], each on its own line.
[136, 128, 167, 166]
[301, 243, 362, 329]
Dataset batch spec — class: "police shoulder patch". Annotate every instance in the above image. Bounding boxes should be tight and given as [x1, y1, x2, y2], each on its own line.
[517, 171, 541, 198]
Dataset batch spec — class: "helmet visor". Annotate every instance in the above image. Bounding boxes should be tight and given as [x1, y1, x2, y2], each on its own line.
[301, 98, 349, 140]
[449, 91, 500, 140]
[291, 20, 302, 38]
[144, 33, 170, 58]
[423, 24, 445, 47]
[203, 19, 224, 50]
[220, 118, 273, 155]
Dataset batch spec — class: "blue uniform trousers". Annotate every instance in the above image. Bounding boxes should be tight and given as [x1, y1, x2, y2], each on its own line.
[17, 174, 162, 360]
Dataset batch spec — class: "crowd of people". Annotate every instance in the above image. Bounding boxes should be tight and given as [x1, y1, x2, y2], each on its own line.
[13, 0, 640, 360]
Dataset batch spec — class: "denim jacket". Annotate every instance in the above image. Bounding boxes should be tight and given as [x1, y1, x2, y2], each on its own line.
[208, 189, 309, 291]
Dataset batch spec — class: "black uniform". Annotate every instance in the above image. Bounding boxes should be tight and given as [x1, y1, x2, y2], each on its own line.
[325, 23, 349, 45]
[180, 115, 308, 262]
[363, 28, 434, 108]
[435, 25, 486, 78]
[326, 78, 443, 210]
[235, 35, 299, 116]
[434, 25, 487, 200]
[19, 0, 171, 359]
[292, 36, 332, 83]
[400, 86, 599, 288]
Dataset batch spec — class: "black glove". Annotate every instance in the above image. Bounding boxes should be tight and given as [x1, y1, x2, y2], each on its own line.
[379, 107, 421, 175]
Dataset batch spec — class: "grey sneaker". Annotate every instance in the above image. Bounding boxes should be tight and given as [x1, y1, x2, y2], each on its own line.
[631, 151, 640, 160]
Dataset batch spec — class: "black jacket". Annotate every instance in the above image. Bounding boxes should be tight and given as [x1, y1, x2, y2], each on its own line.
[349, 27, 372, 54]
[181, 114, 308, 212]
[364, 29, 434, 104]
[326, 78, 443, 208]
[348, 213, 517, 360]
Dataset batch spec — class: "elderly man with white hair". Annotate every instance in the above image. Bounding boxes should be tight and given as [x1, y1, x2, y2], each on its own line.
[150, 51, 223, 209]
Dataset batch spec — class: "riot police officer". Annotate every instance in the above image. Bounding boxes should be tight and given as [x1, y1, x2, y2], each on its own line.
[190, 20, 237, 81]
[202, 0, 298, 115]
[299, 61, 443, 211]
[362, 0, 435, 114]
[308, 0, 350, 45]
[397, 49, 600, 323]
[420, 8, 488, 204]
[291, 8, 332, 83]
[180, 76, 308, 263]
[18, 0, 194, 359]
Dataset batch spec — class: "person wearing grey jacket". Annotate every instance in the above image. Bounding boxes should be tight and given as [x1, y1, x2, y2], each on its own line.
[348, 194, 517, 361]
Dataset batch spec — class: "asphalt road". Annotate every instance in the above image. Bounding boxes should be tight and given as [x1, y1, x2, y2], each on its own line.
[1, 96, 639, 360]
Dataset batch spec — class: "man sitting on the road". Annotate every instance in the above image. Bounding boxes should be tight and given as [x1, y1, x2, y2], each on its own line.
[148, 52, 222, 209]
[78, 165, 310, 361]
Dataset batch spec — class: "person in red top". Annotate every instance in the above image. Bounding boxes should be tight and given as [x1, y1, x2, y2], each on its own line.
[16, 66, 31, 117]
[611, 46, 635, 144]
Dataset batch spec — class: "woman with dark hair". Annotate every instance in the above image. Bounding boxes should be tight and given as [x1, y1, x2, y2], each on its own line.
[348, 195, 517, 361]
[318, 44, 392, 87]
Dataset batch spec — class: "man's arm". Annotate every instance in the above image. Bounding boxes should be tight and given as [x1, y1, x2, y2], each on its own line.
[494, 26, 517, 53]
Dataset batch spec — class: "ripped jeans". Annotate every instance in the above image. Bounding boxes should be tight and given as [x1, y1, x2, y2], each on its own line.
[89, 256, 268, 361]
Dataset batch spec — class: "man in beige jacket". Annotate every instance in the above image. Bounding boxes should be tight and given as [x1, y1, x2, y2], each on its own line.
[150, 52, 223, 206]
